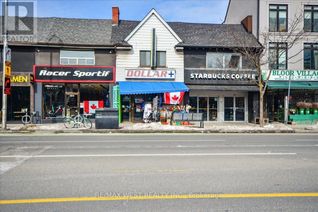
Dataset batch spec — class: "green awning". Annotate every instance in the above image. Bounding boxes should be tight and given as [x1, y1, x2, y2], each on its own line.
[267, 81, 318, 89]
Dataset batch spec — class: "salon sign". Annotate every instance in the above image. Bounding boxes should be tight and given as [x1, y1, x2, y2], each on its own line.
[263, 70, 318, 81]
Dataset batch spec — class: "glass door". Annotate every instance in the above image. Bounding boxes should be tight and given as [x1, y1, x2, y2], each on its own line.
[224, 97, 234, 121]
[235, 97, 245, 121]
[199, 97, 208, 121]
[65, 84, 80, 117]
[209, 97, 218, 121]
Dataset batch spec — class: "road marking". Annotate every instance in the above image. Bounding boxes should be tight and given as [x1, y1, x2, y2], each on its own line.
[296, 139, 318, 142]
[0, 152, 296, 158]
[1, 193, 317, 205]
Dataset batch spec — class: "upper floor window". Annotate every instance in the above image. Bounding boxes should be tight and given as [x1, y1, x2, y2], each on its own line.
[60, 50, 95, 65]
[304, 43, 318, 69]
[304, 5, 318, 32]
[140, 50, 151, 67]
[207, 53, 241, 69]
[156, 51, 166, 67]
[269, 43, 287, 70]
[269, 4, 288, 32]
[140, 50, 166, 67]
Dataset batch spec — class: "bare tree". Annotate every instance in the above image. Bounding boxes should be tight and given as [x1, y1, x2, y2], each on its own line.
[229, 12, 306, 127]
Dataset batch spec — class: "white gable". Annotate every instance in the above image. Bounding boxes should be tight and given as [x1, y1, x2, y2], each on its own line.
[124, 9, 182, 43]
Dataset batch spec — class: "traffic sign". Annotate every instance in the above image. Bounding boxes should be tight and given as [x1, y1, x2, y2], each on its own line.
[4, 77, 11, 95]
[5, 47, 11, 62]
[5, 61, 11, 77]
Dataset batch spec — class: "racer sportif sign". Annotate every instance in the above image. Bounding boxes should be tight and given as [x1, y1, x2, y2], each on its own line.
[33, 65, 115, 83]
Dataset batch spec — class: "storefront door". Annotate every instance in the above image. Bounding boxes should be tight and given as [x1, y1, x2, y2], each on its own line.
[224, 97, 245, 121]
[65, 84, 80, 116]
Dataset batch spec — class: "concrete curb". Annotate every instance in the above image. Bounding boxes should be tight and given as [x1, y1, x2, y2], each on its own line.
[0, 128, 296, 134]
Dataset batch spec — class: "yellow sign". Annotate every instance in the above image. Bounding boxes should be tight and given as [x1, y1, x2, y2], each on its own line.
[11, 75, 29, 83]
[5, 62, 11, 77]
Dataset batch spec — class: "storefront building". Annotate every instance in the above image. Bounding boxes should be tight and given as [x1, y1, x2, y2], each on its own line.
[177, 23, 261, 122]
[33, 65, 115, 119]
[112, 9, 189, 122]
[1, 17, 116, 121]
[0, 46, 35, 121]
[264, 70, 318, 123]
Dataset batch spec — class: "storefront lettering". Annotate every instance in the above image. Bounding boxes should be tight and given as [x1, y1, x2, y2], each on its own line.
[125, 69, 176, 79]
[190, 72, 256, 80]
[11, 75, 28, 83]
[264, 70, 318, 81]
[39, 69, 110, 78]
[34, 66, 114, 83]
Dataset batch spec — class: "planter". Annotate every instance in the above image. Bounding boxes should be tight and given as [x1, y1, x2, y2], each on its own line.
[299, 108, 305, 115]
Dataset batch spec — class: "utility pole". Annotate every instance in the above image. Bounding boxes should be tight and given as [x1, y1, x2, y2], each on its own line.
[2, 0, 8, 129]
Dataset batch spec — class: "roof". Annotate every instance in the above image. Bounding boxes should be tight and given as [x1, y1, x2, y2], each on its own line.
[1, 15, 261, 49]
[112, 20, 261, 48]
[0, 17, 113, 46]
[124, 9, 182, 43]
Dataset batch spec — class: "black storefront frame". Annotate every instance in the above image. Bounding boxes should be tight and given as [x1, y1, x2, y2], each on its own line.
[34, 65, 115, 120]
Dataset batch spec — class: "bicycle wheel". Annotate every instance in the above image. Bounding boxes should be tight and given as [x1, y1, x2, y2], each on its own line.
[64, 117, 75, 128]
[83, 118, 92, 129]
[21, 115, 31, 125]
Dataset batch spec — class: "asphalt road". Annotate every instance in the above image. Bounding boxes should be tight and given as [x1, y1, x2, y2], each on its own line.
[0, 133, 317, 211]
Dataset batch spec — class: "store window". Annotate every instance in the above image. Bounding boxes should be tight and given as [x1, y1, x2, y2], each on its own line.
[188, 97, 218, 121]
[269, 4, 288, 32]
[60, 50, 95, 65]
[304, 43, 318, 69]
[207, 53, 241, 69]
[269, 43, 287, 70]
[43, 84, 65, 118]
[304, 5, 318, 32]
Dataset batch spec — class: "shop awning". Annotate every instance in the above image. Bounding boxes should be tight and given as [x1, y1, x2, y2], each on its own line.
[118, 81, 189, 95]
[267, 81, 318, 89]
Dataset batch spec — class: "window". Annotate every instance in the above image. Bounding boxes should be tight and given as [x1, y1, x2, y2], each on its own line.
[304, 43, 318, 69]
[304, 5, 318, 32]
[140, 50, 151, 67]
[207, 53, 241, 69]
[269, 43, 287, 70]
[140, 50, 166, 67]
[60, 50, 95, 65]
[269, 4, 288, 32]
[156, 51, 166, 67]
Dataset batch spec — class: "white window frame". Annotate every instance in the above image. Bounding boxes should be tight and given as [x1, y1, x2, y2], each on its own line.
[60, 50, 95, 65]
[206, 52, 242, 69]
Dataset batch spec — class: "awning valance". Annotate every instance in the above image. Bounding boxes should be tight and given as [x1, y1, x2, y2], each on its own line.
[118, 81, 189, 95]
[267, 81, 318, 89]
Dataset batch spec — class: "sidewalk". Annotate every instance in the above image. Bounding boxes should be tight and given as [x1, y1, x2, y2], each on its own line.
[0, 121, 306, 134]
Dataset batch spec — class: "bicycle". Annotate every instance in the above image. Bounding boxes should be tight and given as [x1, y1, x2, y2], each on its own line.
[21, 108, 36, 125]
[64, 112, 92, 129]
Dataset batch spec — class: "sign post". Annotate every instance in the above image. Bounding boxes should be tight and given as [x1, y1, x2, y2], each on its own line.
[112, 85, 121, 124]
[2, 0, 9, 129]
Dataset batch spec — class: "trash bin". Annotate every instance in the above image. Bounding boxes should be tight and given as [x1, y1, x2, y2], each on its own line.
[95, 108, 119, 129]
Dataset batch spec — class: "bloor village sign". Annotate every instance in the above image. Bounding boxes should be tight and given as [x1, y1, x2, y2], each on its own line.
[263, 70, 318, 81]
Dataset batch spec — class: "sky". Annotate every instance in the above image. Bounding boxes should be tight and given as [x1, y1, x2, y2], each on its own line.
[31, 0, 229, 24]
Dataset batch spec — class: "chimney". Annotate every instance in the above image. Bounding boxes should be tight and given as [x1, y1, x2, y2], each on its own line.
[241, 15, 252, 33]
[112, 7, 119, 26]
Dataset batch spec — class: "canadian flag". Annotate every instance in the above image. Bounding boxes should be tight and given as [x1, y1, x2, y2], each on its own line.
[83, 100, 104, 114]
[164, 92, 185, 105]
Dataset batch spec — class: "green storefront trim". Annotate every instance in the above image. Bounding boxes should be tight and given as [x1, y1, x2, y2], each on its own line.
[267, 81, 318, 89]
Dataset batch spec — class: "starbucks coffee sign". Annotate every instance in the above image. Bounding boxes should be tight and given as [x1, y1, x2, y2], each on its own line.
[263, 70, 318, 81]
